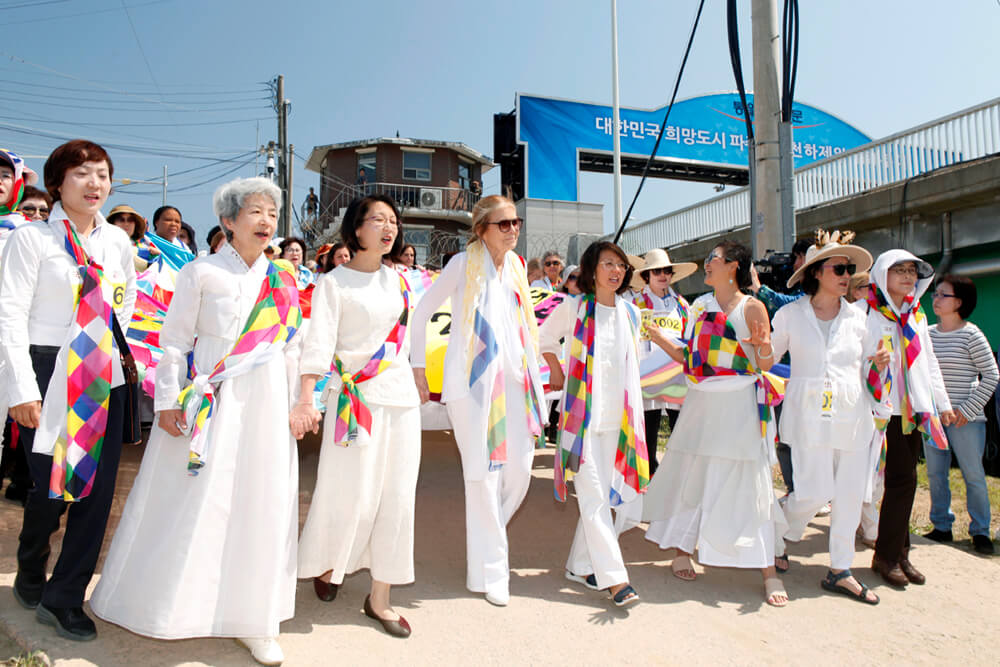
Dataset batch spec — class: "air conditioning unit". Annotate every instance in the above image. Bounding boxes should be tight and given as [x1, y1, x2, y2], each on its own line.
[419, 188, 443, 209]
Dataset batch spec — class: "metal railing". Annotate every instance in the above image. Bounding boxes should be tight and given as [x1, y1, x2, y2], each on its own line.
[617, 97, 1000, 253]
[323, 182, 480, 219]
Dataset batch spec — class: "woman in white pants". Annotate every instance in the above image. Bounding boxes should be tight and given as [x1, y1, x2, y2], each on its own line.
[291, 194, 421, 638]
[540, 241, 649, 608]
[411, 195, 546, 607]
[770, 231, 886, 605]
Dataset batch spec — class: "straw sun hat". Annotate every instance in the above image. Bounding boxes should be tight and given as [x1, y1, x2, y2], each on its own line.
[786, 230, 873, 288]
[638, 247, 698, 284]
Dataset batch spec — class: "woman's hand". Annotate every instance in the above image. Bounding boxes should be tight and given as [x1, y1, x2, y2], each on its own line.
[412, 368, 430, 404]
[289, 402, 321, 440]
[951, 411, 969, 428]
[547, 364, 566, 392]
[742, 319, 771, 351]
[939, 409, 958, 427]
[646, 321, 685, 363]
[749, 264, 762, 294]
[10, 401, 41, 429]
[158, 409, 187, 437]
[869, 339, 891, 373]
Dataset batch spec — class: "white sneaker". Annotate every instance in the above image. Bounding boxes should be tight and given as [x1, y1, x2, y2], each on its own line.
[485, 589, 510, 606]
[237, 637, 284, 666]
[816, 502, 832, 517]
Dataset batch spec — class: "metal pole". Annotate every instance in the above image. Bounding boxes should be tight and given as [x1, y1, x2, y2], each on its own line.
[276, 75, 287, 237]
[751, 0, 785, 253]
[162, 164, 167, 205]
[610, 0, 623, 231]
[287, 143, 294, 235]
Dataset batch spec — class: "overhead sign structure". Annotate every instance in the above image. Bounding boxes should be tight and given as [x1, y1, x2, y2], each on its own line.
[516, 92, 872, 202]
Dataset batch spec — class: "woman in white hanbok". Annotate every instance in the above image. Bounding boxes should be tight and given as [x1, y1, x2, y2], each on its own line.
[291, 194, 420, 638]
[91, 178, 298, 666]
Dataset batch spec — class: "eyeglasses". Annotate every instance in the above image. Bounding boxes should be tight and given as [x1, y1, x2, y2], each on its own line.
[889, 265, 919, 277]
[824, 263, 857, 276]
[364, 215, 398, 228]
[489, 217, 522, 233]
[598, 260, 627, 271]
[544, 259, 562, 267]
[20, 205, 49, 215]
[933, 291, 956, 299]
[704, 252, 724, 266]
[648, 267, 674, 276]
[566, 274, 579, 282]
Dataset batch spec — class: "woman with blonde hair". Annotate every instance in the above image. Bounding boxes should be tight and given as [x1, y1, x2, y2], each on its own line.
[411, 194, 546, 607]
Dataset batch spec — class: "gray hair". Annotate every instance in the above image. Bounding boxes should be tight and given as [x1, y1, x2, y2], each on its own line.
[212, 177, 282, 239]
[542, 250, 563, 264]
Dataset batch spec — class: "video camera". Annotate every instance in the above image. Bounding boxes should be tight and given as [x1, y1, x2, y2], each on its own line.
[753, 251, 797, 293]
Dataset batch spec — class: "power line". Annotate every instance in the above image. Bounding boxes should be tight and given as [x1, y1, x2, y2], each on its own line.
[120, 0, 168, 119]
[0, 0, 70, 11]
[0, 119, 252, 155]
[2, 0, 175, 26]
[13, 116, 271, 128]
[2, 90, 271, 112]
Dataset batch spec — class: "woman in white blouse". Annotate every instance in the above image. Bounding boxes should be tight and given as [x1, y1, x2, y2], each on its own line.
[770, 231, 886, 604]
[91, 177, 299, 666]
[411, 195, 546, 608]
[1, 140, 136, 641]
[291, 194, 420, 638]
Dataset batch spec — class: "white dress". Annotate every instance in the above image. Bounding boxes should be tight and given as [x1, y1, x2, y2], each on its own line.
[642, 294, 786, 568]
[296, 265, 421, 585]
[90, 244, 299, 640]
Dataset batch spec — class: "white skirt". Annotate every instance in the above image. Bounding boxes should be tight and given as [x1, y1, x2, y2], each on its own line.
[90, 359, 298, 640]
[298, 404, 421, 585]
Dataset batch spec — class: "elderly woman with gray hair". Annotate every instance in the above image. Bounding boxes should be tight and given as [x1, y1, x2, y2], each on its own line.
[90, 177, 303, 666]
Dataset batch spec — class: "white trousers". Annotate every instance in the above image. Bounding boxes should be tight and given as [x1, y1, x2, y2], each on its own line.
[859, 473, 884, 541]
[447, 376, 534, 597]
[566, 429, 629, 590]
[782, 445, 869, 570]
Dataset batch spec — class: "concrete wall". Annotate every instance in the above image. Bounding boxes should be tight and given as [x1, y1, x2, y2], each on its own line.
[514, 198, 605, 264]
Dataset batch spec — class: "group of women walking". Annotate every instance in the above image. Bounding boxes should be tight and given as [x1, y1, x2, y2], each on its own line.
[0, 139, 981, 665]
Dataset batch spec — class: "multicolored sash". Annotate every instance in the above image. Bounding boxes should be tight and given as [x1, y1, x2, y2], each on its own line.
[49, 220, 115, 501]
[177, 261, 302, 474]
[554, 294, 649, 505]
[332, 274, 410, 446]
[865, 284, 948, 452]
[683, 308, 784, 443]
[632, 288, 689, 325]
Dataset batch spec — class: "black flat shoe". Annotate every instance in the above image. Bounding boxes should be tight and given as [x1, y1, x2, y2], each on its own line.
[923, 528, 953, 543]
[12, 575, 41, 610]
[313, 577, 338, 602]
[36, 604, 97, 641]
[363, 595, 411, 638]
[972, 534, 995, 555]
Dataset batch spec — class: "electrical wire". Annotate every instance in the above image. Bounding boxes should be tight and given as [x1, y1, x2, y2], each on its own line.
[2, 0, 175, 26]
[727, 0, 754, 142]
[612, 0, 705, 245]
[2, 91, 271, 112]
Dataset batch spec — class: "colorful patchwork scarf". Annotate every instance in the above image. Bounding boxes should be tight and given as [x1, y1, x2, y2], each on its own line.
[332, 273, 410, 446]
[554, 294, 649, 506]
[462, 241, 544, 471]
[177, 260, 302, 474]
[864, 284, 947, 451]
[0, 148, 28, 216]
[49, 220, 115, 501]
[683, 305, 784, 443]
[633, 287, 689, 323]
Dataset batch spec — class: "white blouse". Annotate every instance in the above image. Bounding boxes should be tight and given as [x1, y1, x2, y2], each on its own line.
[0, 206, 136, 407]
[299, 264, 418, 408]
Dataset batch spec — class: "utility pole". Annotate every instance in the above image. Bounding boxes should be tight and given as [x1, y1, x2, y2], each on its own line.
[286, 143, 294, 234]
[750, 0, 793, 255]
[275, 75, 288, 237]
[610, 0, 623, 230]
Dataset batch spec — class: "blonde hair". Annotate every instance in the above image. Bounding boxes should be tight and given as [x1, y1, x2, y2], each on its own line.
[847, 270, 870, 303]
[469, 194, 516, 244]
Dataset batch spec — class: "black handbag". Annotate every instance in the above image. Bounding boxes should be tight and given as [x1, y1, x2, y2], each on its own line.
[111, 313, 143, 445]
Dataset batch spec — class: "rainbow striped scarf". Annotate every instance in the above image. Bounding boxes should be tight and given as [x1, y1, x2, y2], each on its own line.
[633, 287, 689, 323]
[554, 294, 649, 505]
[683, 306, 784, 443]
[49, 220, 115, 501]
[178, 260, 302, 474]
[864, 284, 947, 452]
[332, 273, 410, 446]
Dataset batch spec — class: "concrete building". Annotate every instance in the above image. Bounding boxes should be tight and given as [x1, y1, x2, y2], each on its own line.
[304, 137, 493, 266]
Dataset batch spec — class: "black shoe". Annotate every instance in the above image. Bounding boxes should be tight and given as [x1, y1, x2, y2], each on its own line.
[36, 604, 97, 641]
[12, 575, 41, 610]
[923, 528, 953, 543]
[972, 534, 995, 555]
[4, 480, 28, 505]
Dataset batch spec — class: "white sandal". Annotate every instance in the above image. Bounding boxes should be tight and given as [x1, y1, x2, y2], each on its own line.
[764, 577, 788, 608]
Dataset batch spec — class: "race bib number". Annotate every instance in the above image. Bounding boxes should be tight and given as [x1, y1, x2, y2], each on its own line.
[641, 308, 683, 340]
[111, 282, 126, 307]
[820, 376, 834, 421]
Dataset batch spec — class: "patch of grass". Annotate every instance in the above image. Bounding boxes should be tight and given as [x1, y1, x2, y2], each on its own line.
[3, 650, 46, 667]
[911, 461, 1000, 545]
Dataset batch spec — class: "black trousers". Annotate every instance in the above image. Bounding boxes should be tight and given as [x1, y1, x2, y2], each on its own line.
[874, 415, 922, 564]
[1, 419, 31, 488]
[644, 408, 679, 477]
[16, 345, 125, 609]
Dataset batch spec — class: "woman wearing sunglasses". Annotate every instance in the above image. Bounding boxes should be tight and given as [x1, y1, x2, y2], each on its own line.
[633, 248, 697, 476]
[769, 231, 885, 604]
[532, 250, 564, 291]
[411, 195, 546, 608]
[638, 241, 788, 607]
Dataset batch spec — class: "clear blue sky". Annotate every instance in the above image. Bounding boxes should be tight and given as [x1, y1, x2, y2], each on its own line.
[2, 0, 998, 243]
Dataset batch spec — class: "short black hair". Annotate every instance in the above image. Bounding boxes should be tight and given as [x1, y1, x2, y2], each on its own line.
[716, 240, 753, 290]
[280, 236, 307, 256]
[180, 221, 198, 254]
[937, 273, 977, 319]
[339, 194, 404, 257]
[577, 241, 633, 296]
[205, 225, 221, 247]
[153, 205, 181, 224]
[800, 259, 825, 295]
[792, 238, 812, 257]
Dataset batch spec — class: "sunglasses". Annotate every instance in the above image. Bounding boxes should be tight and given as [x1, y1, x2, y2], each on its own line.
[544, 260, 562, 267]
[704, 252, 725, 266]
[824, 263, 857, 276]
[490, 217, 522, 233]
[20, 205, 49, 215]
[566, 273, 579, 282]
[648, 267, 674, 276]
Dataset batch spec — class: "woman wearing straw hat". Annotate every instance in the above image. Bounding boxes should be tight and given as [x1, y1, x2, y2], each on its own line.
[770, 230, 886, 604]
[107, 204, 154, 271]
[632, 248, 696, 475]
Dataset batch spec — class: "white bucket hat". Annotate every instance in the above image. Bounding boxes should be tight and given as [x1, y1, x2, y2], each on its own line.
[786, 230, 873, 288]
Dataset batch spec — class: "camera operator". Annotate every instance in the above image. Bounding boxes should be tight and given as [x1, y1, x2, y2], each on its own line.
[747, 239, 812, 319]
